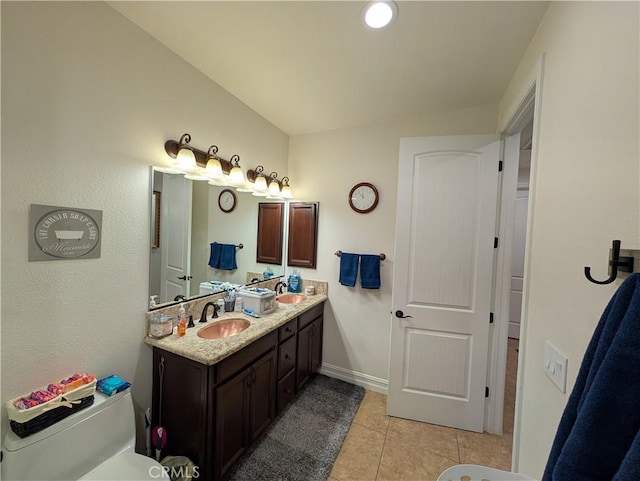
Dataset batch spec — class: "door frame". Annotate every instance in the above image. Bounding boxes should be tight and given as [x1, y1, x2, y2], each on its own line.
[485, 55, 544, 468]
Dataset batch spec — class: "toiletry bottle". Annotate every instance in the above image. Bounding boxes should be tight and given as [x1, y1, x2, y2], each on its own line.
[234, 295, 243, 312]
[177, 303, 187, 337]
[149, 295, 158, 309]
[288, 271, 300, 293]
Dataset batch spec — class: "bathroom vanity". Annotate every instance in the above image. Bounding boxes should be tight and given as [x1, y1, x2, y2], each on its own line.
[145, 297, 325, 481]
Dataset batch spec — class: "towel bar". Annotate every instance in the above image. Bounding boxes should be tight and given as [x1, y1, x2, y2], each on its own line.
[335, 250, 385, 260]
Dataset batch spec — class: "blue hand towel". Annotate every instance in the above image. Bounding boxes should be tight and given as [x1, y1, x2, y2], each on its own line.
[208, 242, 222, 269]
[543, 273, 640, 481]
[339, 253, 359, 287]
[360, 254, 381, 289]
[218, 243, 238, 270]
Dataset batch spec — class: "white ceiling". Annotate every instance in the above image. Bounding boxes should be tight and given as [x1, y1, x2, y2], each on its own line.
[109, 1, 549, 136]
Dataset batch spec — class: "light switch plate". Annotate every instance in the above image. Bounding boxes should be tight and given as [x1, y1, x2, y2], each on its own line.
[544, 340, 568, 393]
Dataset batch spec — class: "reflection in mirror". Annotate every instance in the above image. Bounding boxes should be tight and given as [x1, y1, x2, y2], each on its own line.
[257, 202, 284, 265]
[149, 169, 284, 308]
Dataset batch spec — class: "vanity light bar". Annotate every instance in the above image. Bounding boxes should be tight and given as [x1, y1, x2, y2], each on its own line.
[161, 134, 293, 196]
[164, 137, 233, 174]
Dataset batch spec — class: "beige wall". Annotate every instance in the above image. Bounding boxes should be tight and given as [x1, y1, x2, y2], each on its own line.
[289, 105, 498, 384]
[499, 2, 639, 477]
[0, 1, 288, 440]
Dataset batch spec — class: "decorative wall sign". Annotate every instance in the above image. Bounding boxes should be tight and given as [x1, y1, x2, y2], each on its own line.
[29, 204, 103, 261]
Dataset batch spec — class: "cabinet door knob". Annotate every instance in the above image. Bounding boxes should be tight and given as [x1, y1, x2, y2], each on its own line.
[284, 354, 290, 360]
[284, 388, 292, 394]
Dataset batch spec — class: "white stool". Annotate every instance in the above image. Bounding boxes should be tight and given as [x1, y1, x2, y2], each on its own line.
[437, 464, 537, 481]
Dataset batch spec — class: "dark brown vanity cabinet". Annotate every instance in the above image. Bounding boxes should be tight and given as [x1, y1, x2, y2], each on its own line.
[214, 348, 277, 477]
[152, 349, 208, 471]
[151, 302, 324, 481]
[296, 303, 324, 391]
[276, 318, 297, 414]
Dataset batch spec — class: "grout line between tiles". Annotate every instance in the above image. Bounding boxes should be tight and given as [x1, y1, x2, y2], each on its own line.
[373, 417, 390, 481]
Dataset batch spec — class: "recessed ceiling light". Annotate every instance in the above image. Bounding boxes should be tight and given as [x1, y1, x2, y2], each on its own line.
[362, 1, 398, 30]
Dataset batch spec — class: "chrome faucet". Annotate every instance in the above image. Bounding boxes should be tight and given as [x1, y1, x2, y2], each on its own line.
[199, 302, 219, 323]
[274, 281, 288, 294]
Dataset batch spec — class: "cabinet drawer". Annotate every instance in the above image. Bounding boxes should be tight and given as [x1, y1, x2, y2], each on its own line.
[277, 370, 296, 415]
[298, 303, 323, 329]
[278, 337, 296, 379]
[278, 319, 297, 342]
[216, 331, 277, 384]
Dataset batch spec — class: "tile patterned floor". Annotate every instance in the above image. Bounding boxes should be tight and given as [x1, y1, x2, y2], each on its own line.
[329, 338, 519, 481]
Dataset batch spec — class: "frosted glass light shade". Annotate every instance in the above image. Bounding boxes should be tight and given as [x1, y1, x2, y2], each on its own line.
[268, 179, 280, 195]
[229, 165, 245, 185]
[254, 176, 268, 192]
[175, 147, 197, 170]
[280, 184, 293, 199]
[205, 157, 222, 178]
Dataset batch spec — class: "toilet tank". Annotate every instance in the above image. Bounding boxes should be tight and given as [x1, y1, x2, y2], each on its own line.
[2, 389, 137, 481]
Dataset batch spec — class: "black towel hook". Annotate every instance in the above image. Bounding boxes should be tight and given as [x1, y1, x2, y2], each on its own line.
[584, 240, 634, 285]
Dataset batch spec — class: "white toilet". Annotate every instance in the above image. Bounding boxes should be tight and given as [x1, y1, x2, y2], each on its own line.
[2, 389, 167, 480]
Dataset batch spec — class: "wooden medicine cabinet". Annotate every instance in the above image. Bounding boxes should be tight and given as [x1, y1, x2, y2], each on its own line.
[287, 202, 319, 269]
[256, 202, 284, 265]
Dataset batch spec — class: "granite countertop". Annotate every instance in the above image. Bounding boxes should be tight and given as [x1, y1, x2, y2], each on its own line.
[143, 293, 327, 366]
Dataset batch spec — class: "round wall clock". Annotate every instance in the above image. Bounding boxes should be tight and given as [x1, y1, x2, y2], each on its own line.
[349, 182, 379, 213]
[218, 189, 237, 213]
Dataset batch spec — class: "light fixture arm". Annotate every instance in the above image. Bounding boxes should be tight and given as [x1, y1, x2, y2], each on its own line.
[178, 133, 192, 146]
[207, 145, 219, 157]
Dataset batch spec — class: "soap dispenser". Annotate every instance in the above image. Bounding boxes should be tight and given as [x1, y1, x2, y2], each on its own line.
[149, 295, 158, 309]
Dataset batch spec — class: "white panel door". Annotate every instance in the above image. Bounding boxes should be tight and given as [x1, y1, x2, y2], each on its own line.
[160, 174, 192, 303]
[388, 135, 500, 432]
[509, 190, 529, 339]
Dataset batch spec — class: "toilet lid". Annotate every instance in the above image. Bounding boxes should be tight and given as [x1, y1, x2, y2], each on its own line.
[80, 451, 168, 480]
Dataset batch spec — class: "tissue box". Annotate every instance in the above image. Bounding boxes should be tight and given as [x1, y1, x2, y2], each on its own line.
[238, 288, 277, 314]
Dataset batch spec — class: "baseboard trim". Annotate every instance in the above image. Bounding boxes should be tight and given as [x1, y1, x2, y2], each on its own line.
[319, 363, 388, 394]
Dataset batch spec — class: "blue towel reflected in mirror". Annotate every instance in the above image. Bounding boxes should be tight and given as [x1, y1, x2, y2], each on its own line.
[208, 242, 238, 270]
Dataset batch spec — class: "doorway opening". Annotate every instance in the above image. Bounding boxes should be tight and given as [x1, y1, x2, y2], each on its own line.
[488, 58, 543, 471]
[502, 116, 533, 439]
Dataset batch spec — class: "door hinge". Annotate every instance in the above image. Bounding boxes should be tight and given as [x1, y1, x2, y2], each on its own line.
[494, 237, 499, 249]
[485, 386, 490, 398]
[489, 312, 494, 324]
[498, 160, 503, 172]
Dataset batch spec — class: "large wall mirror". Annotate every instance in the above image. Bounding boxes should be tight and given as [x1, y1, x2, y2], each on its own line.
[149, 169, 285, 308]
